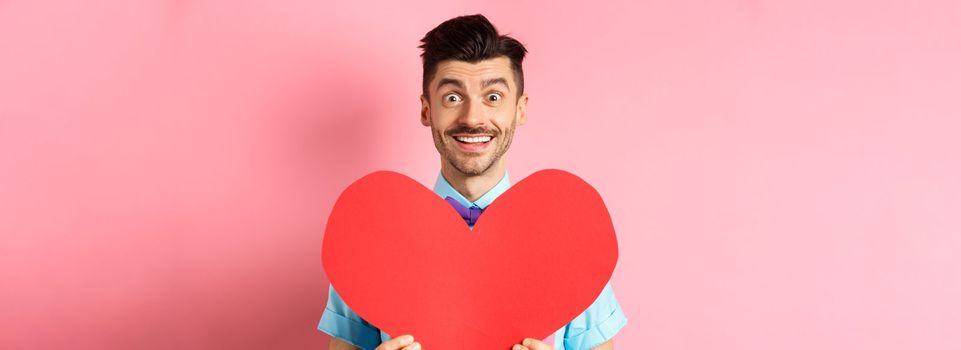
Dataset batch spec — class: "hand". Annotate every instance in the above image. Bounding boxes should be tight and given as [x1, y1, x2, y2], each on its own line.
[512, 338, 554, 350]
[374, 334, 421, 350]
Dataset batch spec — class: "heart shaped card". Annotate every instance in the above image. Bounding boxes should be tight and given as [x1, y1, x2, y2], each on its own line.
[322, 169, 618, 349]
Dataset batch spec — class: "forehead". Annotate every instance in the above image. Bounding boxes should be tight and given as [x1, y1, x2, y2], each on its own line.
[432, 56, 514, 87]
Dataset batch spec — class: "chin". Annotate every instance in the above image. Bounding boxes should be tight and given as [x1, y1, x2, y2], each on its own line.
[451, 159, 493, 176]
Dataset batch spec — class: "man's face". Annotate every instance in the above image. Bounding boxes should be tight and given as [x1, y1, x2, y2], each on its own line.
[420, 56, 528, 177]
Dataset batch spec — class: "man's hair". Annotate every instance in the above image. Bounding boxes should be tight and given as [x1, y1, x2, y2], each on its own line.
[419, 14, 528, 99]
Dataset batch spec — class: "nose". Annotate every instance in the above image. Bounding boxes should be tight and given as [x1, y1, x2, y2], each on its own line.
[457, 98, 486, 127]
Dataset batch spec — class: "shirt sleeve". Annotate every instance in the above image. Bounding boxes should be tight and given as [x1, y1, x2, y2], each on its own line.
[318, 284, 383, 350]
[554, 282, 628, 350]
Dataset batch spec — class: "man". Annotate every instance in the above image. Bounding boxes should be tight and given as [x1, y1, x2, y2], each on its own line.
[319, 14, 626, 350]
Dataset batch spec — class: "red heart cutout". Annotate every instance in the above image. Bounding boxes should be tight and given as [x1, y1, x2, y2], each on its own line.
[322, 169, 618, 349]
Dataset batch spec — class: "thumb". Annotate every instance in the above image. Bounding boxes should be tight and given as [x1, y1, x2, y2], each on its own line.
[522, 338, 553, 350]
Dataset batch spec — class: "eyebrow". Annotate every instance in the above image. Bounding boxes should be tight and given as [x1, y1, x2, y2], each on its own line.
[482, 78, 510, 91]
[435, 77, 511, 92]
[436, 78, 464, 92]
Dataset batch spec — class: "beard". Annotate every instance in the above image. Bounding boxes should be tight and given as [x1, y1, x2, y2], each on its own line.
[431, 116, 517, 177]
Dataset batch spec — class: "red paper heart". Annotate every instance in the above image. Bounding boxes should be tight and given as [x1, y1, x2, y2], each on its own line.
[322, 169, 618, 349]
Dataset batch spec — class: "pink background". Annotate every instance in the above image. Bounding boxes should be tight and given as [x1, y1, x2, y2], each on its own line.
[2, 0, 959, 349]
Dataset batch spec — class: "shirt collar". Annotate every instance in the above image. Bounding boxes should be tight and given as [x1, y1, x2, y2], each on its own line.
[433, 170, 511, 209]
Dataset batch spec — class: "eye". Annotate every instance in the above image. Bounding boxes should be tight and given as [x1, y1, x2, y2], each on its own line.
[487, 93, 502, 102]
[444, 93, 462, 103]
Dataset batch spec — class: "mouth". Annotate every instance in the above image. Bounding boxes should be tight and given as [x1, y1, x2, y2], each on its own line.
[450, 134, 494, 153]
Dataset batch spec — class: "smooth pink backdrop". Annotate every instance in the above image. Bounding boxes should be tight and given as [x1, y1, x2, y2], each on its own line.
[2, 0, 959, 349]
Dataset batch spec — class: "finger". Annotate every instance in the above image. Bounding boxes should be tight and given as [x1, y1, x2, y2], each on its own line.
[522, 338, 552, 350]
[376, 335, 415, 350]
[511, 345, 529, 350]
[400, 341, 422, 350]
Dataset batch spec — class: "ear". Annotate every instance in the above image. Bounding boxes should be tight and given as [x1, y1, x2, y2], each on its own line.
[516, 93, 529, 126]
[420, 94, 431, 127]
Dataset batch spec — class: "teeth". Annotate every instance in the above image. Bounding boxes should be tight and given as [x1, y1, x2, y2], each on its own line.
[454, 136, 492, 143]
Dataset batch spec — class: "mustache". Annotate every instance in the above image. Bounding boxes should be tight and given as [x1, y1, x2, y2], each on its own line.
[446, 127, 498, 136]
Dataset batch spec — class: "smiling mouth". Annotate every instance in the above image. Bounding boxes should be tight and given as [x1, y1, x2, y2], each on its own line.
[449, 134, 494, 153]
[453, 135, 493, 144]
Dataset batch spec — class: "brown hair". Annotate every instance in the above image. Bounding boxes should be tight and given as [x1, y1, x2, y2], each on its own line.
[419, 14, 528, 98]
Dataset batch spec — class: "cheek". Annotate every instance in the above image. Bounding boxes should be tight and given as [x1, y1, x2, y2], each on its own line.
[431, 118, 455, 135]
[493, 108, 516, 127]
[433, 108, 463, 126]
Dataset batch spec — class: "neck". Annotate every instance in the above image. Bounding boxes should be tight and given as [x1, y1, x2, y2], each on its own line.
[440, 159, 506, 202]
